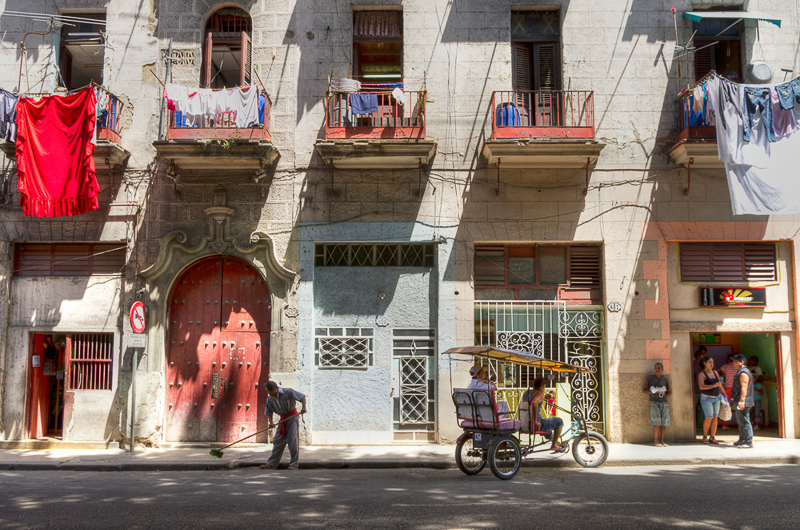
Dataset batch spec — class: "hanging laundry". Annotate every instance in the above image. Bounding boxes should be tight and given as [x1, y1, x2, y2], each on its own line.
[391, 87, 406, 106]
[0, 90, 19, 142]
[215, 86, 259, 128]
[771, 89, 800, 138]
[349, 92, 379, 115]
[775, 78, 800, 111]
[707, 76, 800, 215]
[15, 87, 100, 217]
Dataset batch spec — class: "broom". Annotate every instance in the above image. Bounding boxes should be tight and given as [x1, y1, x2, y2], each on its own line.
[209, 412, 303, 458]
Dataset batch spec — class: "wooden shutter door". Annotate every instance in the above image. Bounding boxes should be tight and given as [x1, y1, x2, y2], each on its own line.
[201, 32, 213, 88]
[533, 43, 559, 126]
[694, 42, 715, 81]
[240, 31, 252, 86]
[512, 43, 532, 125]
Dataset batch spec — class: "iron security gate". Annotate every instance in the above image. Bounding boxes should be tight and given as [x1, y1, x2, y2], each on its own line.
[474, 301, 605, 435]
[392, 329, 436, 442]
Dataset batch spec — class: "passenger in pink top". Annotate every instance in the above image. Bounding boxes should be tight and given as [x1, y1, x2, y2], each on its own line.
[720, 354, 740, 430]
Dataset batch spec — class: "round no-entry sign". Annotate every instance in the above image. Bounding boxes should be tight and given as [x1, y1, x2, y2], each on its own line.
[130, 301, 146, 334]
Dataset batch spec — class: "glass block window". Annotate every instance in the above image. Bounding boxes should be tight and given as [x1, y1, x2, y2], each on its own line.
[315, 243, 435, 267]
[315, 327, 374, 368]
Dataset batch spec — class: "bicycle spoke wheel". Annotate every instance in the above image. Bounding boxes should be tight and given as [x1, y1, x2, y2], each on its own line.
[455, 434, 486, 475]
[488, 436, 521, 480]
[572, 431, 609, 468]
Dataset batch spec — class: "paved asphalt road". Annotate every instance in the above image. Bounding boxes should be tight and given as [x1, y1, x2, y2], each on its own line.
[0, 465, 796, 529]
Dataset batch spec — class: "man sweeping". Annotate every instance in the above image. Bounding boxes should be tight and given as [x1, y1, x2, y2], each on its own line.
[261, 381, 307, 470]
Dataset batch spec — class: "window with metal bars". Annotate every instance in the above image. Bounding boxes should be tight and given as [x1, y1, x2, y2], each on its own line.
[679, 243, 776, 282]
[66, 333, 114, 391]
[315, 243, 435, 267]
[14, 243, 126, 277]
[474, 244, 602, 303]
[315, 328, 373, 368]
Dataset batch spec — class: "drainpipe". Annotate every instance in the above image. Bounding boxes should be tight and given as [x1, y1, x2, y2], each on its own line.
[157, 39, 173, 141]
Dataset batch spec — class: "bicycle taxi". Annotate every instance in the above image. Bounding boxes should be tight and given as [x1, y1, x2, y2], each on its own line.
[445, 345, 609, 480]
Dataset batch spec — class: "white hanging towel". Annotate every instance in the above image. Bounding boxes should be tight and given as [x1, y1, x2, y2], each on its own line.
[216, 86, 260, 128]
[392, 87, 406, 105]
[709, 76, 800, 215]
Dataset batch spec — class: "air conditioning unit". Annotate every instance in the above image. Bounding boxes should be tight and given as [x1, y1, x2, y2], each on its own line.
[747, 61, 774, 84]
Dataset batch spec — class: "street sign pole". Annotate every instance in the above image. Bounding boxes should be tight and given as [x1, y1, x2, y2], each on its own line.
[131, 348, 137, 453]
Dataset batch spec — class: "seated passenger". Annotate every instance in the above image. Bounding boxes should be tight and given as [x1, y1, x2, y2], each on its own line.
[522, 377, 566, 453]
[467, 365, 495, 390]
[467, 365, 509, 418]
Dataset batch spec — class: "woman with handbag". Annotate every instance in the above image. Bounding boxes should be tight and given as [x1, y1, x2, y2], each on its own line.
[698, 356, 726, 445]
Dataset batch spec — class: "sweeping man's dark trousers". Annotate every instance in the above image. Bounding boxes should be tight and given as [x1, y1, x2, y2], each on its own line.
[267, 417, 299, 467]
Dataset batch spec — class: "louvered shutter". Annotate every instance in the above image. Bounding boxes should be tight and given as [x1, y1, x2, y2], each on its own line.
[513, 43, 532, 92]
[744, 244, 776, 281]
[14, 243, 125, 277]
[709, 244, 746, 281]
[680, 244, 714, 282]
[201, 31, 213, 88]
[568, 246, 601, 287]
[680, 243, 776, 282]
[240, 31, 252, 86]
[14, 244, 53, 276]
[533, 43, 557, 91]
[694, 42, 715, 80]
[475, 247, 506, 285]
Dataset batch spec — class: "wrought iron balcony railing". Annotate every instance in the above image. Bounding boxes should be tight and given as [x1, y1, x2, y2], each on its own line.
[490, 90, 595, 140]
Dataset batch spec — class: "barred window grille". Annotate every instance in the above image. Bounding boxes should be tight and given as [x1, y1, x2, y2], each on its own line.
[67, 333, 114, 390]
[315, 243, 435, 267]
[392, 329, 436, 436]
[315, 328, 373, 368]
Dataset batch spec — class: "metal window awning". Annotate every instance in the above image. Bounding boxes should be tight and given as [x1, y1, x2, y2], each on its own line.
[683, 11, 782, 28]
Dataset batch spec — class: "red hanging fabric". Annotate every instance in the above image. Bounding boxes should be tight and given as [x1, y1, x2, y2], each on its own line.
[15, 87, 100, 217]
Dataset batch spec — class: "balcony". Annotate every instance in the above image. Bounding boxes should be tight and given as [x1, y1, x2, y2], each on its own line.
[314, 90, 437, 169]
[0, 88, 130, 169]
[667, 89, 721, 168]
[152, 88, 278, 179]
[480, 90, 604, 168]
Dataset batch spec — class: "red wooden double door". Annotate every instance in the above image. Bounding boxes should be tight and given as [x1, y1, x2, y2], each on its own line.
[166, 257, 270, 442]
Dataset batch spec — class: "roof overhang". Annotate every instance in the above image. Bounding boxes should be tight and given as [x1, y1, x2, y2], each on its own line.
[443, 346, 594, 374]
[684, 11, 781, 28]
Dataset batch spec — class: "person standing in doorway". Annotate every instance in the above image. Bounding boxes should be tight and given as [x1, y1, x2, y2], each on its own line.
[643, 362, 671, 447]
[697, 356, 725, 444]
[720, 354, 739, 430]
[261, 381, 307, 470]
[729, 354, 755, 449]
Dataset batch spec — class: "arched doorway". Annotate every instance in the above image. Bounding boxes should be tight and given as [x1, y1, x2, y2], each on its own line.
[166, 256, 270, 442]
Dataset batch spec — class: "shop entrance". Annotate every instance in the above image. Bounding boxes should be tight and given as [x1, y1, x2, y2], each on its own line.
[26, 333, 67, 439]
[691, 333, 784, 439]
[166, 257, 271, 443]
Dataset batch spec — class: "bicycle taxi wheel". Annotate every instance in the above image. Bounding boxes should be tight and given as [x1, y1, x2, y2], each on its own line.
[572, 431, 609, 467]
[487, 436, 522, 480]
[455, 434, 486, 475]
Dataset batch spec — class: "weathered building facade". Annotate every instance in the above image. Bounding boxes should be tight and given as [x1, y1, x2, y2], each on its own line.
[1, 0, 799, 447]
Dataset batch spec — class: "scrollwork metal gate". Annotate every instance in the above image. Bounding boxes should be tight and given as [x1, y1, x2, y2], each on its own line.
[474, 301, 606, 435]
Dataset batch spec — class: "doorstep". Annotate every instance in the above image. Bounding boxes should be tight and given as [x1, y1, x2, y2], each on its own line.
[0, 439, 119, 450]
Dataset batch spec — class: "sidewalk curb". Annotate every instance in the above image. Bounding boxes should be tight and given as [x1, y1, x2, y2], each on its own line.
[0, 454, 796, 471]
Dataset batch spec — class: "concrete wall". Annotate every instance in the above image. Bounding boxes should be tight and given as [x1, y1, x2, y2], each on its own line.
[1, 0, 800, 443]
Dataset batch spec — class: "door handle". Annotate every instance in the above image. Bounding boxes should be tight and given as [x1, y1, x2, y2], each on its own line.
[211, 373, 219, 398]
